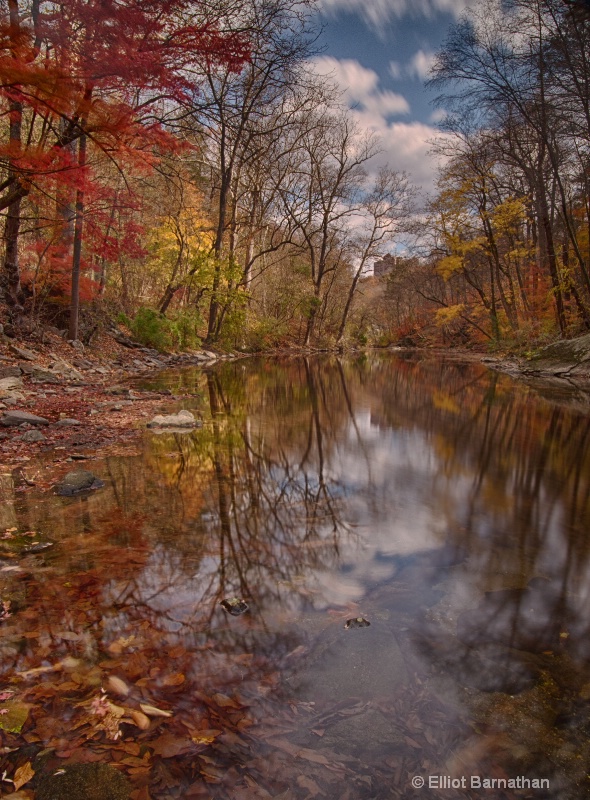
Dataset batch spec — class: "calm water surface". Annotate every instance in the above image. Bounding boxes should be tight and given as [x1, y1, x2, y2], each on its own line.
[1, 354, 589, 799]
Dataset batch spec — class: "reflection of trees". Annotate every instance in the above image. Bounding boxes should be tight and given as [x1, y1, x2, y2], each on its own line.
[3, 354, 590, 797]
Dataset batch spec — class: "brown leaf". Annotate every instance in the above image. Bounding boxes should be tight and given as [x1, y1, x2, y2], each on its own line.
[107, 676, 130, 696]
[404, 736, 422, 749]
[13, 762, 35, 791]
[139, 703, 172, 718]
[151, 733, 194, 758]
[161, 673, 185, 687]
[211, 692, 240, 709]
[297, 775, 324, 797]
[129, 710, 151, 730]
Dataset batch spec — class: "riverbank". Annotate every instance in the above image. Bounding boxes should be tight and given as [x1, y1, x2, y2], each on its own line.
[3, 326, 590, 472]
[0, 326, 239, 470]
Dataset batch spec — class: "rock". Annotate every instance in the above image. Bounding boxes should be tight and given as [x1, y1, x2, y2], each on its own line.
[36, 763, 131, 800]
[48, 358, 85, 381]
[55, 418, 82, 426]
[221, 598, 249, 616]
[0, 377, 23, 392]
[147, 410, 199, 429]
[30, 366, 61, 384]
[0, 366, 22, 379]
[21, 430, 45, 443]
[73, 358, 93, 369]
[8, 344, 37, 361]
[526, 333, 590, 377]
[55, 470, 105, 496]
[68, 339, 85, 352]
[105, 386, 132, 395]
[1, 410, 50, 427]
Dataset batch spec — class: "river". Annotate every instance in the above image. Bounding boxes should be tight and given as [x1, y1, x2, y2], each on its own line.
[0, 353, 589, 799]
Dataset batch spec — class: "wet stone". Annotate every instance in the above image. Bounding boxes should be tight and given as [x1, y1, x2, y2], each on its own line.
[344, 616, 371, 629]
[320, 708, 404, 756]
[36, 762, 131, 800]
[55, 469, 105, 496]
[147, 409, 199, 429]
[289, 627, 409, 702]
[221, 597, 249, 616]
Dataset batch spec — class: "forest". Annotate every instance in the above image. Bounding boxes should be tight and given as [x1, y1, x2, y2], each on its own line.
[0, 0, 589, 352]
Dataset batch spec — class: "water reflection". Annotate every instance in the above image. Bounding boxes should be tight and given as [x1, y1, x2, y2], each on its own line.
[1, 354, 589, 798]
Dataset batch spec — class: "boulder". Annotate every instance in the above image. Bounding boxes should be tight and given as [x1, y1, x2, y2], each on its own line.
[1, 410, 49, 427]
[21, 429, 46, 443]
[8, 344, 37, 361]
[30, 366, 62, 384]
[48, 358, 85, 381]
[55, 469, 105, 496]
[56, 418, 82, 426]
[147, 409, 199, 429]
[0, 377, 23, 392]
[0, 366, 22, 379]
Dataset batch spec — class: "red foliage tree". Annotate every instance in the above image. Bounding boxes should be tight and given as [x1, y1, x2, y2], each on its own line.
[0, 0, 249, 332]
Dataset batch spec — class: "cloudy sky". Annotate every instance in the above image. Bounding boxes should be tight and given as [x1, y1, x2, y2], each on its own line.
[312, 0, 472, 195]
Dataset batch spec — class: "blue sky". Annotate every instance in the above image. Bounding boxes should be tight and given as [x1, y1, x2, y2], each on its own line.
[311, 0, 472, 192]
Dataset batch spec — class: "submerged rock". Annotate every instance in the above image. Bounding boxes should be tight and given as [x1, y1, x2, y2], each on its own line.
[147, 409, 199, 429]
[344, 616, 371, 629]
[55, 470, 105, 496]
[36, 763, 131, 800]
[221, 597, 249, 616]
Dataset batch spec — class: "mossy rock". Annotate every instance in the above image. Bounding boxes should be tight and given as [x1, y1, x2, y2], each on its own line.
[36, 763, 130, 800]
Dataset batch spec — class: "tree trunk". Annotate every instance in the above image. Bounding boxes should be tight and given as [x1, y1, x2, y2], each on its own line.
[2, 0, 23, 311]
[69, 132, 87, 341]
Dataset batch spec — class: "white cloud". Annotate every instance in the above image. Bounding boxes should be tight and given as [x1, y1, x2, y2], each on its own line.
[319, 0, 472, 28]
[389, 61, 402, 80]
[429, 108, 448, 123]
[310, 56, 409, 117]
[408, 49, 437, 80]
[308, 57, 448, 195]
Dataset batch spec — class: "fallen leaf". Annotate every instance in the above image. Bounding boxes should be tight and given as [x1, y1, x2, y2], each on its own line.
[161, 673, 185, 687]
[211, 693, 240, 709]
[13, 762, 35, 791]
[151, 733, 194, 758]
[190, 730, 221, 745]
[106, 676, 130, 696]
[139, 703, 172, 718]
[129, 710, 150, 730]
[0, 702, 31, 733]
[297, 775, 323, 797]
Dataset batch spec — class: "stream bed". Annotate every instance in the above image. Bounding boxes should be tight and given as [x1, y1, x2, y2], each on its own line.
[0, 353, 589, 799]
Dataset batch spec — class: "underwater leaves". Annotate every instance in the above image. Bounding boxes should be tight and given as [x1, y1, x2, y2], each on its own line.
[0, 702, 31, 733]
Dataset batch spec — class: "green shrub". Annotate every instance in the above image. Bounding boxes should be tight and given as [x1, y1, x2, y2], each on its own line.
[130, 307, 173, 350]
[169, 308, 202, 350]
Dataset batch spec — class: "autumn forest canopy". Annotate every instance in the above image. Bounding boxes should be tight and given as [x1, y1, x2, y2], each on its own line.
[0, 0, 589, 351]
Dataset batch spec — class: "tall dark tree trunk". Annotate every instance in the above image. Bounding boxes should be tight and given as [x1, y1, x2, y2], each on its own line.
[69, 132, 87, 341]
[2, 0, 24, 312]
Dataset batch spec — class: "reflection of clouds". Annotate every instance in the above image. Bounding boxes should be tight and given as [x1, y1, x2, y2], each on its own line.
[319, 0, 472, 28]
